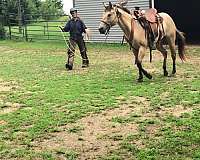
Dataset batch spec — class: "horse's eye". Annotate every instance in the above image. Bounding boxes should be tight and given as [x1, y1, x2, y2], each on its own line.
[108, 14, 111, 17]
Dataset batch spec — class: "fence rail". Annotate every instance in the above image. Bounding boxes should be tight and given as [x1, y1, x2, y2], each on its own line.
[5, 14, 70, 42]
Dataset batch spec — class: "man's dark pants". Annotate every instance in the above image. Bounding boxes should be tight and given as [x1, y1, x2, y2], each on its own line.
[67, 37, 89, 69]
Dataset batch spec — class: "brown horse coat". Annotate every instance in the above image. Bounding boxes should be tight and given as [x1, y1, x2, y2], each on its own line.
[99, 3, 186, 81]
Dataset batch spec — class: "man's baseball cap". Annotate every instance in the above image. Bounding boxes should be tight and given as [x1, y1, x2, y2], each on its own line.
[70, 8, 77, 14]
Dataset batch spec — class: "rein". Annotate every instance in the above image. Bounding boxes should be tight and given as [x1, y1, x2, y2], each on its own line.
[96, 32, 110, 55]
[116, 9, 137, 51]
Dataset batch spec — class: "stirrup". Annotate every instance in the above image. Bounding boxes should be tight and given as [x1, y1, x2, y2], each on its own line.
[150, 42, 156, 50]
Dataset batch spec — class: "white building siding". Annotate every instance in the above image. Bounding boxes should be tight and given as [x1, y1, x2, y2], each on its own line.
[74, 0, 151, 43]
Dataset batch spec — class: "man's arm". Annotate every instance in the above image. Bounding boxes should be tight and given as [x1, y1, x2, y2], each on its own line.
[63, 21, 70, 32]
[80, 20, 90, 40]
[80, 20, 87, 33]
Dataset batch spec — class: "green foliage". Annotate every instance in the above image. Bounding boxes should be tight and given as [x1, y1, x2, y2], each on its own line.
[0, 0, 6, 39]
[5, 0, 64, 23]
[40, 0, 64, 20]
[0, 25, 5, 39]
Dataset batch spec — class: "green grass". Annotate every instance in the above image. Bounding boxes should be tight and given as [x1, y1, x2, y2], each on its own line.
[0, 40, 200, 159]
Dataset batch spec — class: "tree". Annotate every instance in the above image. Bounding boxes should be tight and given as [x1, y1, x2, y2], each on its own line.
[40, 0, 64, 20]
[0, 0, 6, 39]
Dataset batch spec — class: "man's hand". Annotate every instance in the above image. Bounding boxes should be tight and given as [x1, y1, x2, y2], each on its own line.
[85, 28, 91, 40]
[58, 26, 64, 32]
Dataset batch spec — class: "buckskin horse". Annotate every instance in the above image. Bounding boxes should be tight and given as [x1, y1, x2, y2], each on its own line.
[98, 0, 186, 82]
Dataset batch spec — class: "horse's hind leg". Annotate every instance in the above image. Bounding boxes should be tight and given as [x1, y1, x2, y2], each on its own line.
[167, 36, 176, 75]
[156, 41, 168, 76]
[133, 49, 143, 82]
[136, 46, 152, 81]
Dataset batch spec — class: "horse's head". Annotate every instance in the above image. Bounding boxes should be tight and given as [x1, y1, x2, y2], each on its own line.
[98, 2, 117, 34]
[98, 0, 128, 34]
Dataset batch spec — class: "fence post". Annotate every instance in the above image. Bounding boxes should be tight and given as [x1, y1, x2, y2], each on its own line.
[18, 0, 23, 34]
[8, 15, 11, 40]
[47, 21, 49, 40]
[24, 24, 28, 41]
[44, 25, 46, 35]
[24, 15, 28, 41]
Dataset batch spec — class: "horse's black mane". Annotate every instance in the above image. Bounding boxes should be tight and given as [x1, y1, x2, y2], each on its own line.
[114, 5, 131, 14]
[105, 4, 131, 14]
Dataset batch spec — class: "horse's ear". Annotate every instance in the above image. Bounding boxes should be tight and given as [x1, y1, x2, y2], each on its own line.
[109, 2, 112, 8]
[103, 2, 106, 8]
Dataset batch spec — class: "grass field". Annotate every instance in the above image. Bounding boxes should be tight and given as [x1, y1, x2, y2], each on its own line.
[0, 40, 200, 159]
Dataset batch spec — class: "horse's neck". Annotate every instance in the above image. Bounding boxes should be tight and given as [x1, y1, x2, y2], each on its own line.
[117, 9, 133, 39]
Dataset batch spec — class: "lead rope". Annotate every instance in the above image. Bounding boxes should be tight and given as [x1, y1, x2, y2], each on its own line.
[93, 31, 110, 65]
[59, 27, 88, 61]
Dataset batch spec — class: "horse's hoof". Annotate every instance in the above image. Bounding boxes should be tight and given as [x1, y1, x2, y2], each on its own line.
[146, 74, 152, 79]
[172, 70, 176, 75]
[164, 71, 168, 77]
[65, 64, 73, 70]
[169, 73, 176, 77]
[137, 78, 143, 82]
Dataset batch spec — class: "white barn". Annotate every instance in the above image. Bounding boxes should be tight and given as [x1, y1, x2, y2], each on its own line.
[73, 0, 153, 43]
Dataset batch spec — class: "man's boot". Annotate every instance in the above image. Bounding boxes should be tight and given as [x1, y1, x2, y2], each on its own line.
[65, 64, 73, 70]
[82, 59, 89, 68]
[66, 54, 74, 70]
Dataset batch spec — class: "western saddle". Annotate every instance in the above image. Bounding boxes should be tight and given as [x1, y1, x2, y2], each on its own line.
[133, 7, 165, 50]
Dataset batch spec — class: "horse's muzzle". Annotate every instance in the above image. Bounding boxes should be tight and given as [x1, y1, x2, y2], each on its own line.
[99, 27, 106, 34]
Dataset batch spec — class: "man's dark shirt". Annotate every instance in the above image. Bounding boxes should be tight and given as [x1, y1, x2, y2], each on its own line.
[63, 17, 87, 40]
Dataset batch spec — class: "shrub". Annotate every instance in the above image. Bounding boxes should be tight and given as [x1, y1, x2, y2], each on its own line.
[0, 24, 5, 39]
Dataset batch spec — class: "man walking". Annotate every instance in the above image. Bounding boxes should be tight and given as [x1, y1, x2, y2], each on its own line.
[61, 8, 89, 70]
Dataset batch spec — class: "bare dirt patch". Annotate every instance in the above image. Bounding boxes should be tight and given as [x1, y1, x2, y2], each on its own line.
[0, 79, 22, 115]
[0, 120, 7, 125]
[31, 97, 152, 159]
[0, 102, 25, 115]
[0, 79, 19, 92]
[156, 105, 194, 118]
[0, 81, 14, 92]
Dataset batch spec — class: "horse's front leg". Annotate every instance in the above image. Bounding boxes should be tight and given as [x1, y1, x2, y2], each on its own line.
[136, 47, 152, 82]
[137, 63, 143, 82]
[133, 48, 143, 82]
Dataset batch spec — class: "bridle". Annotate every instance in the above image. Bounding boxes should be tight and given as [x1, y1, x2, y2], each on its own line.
[100, 8, 120, 35]
[100, 20, 111, 35]
[101, 7, 135, 47]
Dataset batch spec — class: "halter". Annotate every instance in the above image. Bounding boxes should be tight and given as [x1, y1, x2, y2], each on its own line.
[102, 7, 135, 40]
[100, 20, 111, 35]
[100, 9, 119, 35]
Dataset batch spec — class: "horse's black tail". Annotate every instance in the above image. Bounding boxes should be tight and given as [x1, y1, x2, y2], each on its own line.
[176, 29, 186, 61]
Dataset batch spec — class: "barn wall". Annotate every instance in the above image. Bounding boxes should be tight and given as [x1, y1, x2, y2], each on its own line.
[74, 0, 150, 43]
[154, 0, 200, 43]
